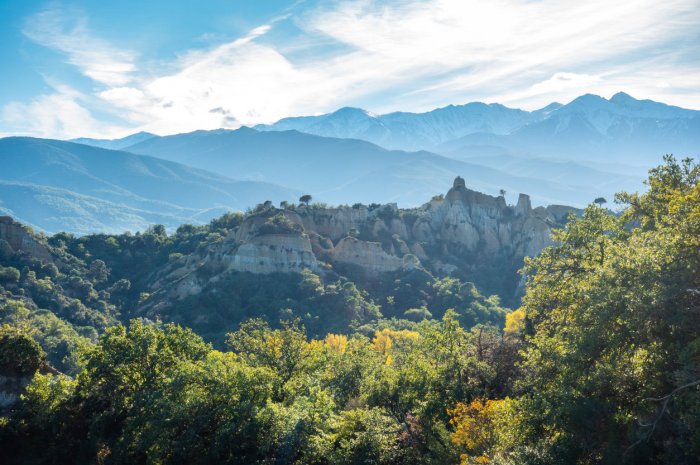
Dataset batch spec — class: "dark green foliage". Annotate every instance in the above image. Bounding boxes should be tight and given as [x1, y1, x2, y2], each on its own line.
[498, 156, 700, 464]
[0, 326, 45, 375]
[0, 314, 517, 465]
[168, 270, 381, 344]
[208, 211, 245, 230]
[403, 307, 433, 321]
[340, 267, 508, 328]
[0, 266, 20, 283]
[0, 299, 91, 374]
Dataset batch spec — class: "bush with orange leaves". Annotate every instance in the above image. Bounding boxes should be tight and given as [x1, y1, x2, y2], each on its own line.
[448, 397, 517, 464]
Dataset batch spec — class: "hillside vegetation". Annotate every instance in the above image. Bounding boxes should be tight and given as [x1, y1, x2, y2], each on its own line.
[0, 156, 698, 464]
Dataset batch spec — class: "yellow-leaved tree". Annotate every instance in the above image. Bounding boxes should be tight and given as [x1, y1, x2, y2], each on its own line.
[448, 397, 518, 464]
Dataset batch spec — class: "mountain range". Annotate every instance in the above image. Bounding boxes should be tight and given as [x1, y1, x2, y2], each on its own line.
[2, 92, 697, 235]
[123, 127, 641, 208]
[70, 131, 157, 150]
[255, 92, 700, 165]
[0, 137, 298, 234]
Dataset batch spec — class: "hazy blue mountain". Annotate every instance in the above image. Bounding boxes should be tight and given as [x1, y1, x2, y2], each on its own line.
[0, 137, 299, 234]
[0, 181, 193, 235]
[255, 103, 536, 151]
[70, 131, 158, 150]
[125, 127, 627, 207]
[440, 146, 644, 197]
[437, 93, 700, 167]
[257, 93, 699, 169]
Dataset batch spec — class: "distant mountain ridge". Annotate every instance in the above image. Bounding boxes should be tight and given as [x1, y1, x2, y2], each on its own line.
[248, 92, 700, 175]
[70, 131, 157, 150]
[254, 103, 537, 151]
[72, 93, 699, 164]
[0, 137, 299, 234]
[123, 127, 639, 208]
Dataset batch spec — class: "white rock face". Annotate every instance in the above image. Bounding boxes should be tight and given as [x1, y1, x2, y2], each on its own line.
[149, 233, 319, 301]
[300, 207, 370, 241]
[226, 235, 319, 274]
[331, 237, 404, 274]
[147, 178, 578, 305]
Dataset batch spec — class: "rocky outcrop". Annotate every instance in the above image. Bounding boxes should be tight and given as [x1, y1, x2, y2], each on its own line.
[332, 237, 404, 273]
[146, 178, 579, 304]
[149, 232, 320, 301]
[515, 194, 532, 217]
[0, 216, 54, 263]
[223, 234, 319, 274]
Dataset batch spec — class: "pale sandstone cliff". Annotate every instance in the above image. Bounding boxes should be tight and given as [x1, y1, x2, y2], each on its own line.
[146, 177, 577, 305]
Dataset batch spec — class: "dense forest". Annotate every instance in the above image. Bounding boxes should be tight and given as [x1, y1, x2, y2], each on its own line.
[0, 156, 698, 464]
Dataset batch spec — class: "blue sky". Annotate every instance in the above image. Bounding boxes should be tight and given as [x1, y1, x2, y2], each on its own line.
[1, 0, 699, 139]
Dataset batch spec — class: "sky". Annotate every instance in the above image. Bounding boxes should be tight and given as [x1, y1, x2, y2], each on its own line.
[1, 0, 699, 139]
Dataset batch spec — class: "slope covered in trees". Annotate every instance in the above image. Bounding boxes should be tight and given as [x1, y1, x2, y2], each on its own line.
[0, 156, 698, 464]
[451, 155, 700, 464]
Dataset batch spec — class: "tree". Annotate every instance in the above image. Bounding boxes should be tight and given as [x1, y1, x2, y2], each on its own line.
[299, 194, 312, 206]
[499, 189, 506, 197]
[0, 325, 45, 375]
[88, 259, 110, 283]
[403, 307, 433, 322]
[449, 398, 517, 464]
[227, 319, 308, 390]
[594, 196, 607, 205]
[503, 309, 525, 335]
[503, 156, 700, 463]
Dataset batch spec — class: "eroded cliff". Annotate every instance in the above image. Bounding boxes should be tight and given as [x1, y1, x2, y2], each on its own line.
[145, 177, 577, 307]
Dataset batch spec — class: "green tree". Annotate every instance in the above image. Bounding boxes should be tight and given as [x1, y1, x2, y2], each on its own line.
[506, 156, 700, 464]
[227, 319, 308, 392]
[299, 194, 312, 206]
[0, 325, 45, 375]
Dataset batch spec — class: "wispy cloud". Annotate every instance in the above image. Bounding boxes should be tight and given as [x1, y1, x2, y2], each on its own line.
[22, 7, 136, 86]
[4, 0, 700, 138]
[312, 0, 700, 110]
[1, 80, 129, 139]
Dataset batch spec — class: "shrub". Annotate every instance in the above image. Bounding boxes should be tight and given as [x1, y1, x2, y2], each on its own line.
[0, 266, 20, 283]
[0, 326, 45, 375]
[257, 214, 303, 236]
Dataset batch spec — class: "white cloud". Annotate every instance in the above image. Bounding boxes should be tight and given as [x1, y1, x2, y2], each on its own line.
[22, 7, 136, 86]
[6, 0, 700, 138]
[99, 87, 145, 107]
[313, 0, 700, 111]
[1, 83, 129, 139]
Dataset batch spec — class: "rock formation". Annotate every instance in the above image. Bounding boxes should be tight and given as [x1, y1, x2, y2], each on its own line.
[0, 216, 54, 263]
[331, 237, 404, 273]
[146, 178, 578, 306]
